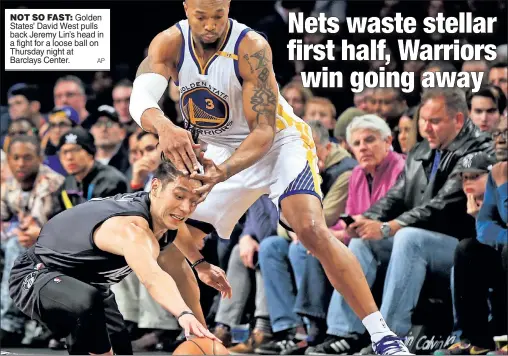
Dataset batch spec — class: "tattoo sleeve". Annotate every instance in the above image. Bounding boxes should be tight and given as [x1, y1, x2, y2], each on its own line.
[245, 46, 277, 130]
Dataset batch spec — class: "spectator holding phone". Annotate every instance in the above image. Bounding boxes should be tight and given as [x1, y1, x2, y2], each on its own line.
[331, 114, 405, 244]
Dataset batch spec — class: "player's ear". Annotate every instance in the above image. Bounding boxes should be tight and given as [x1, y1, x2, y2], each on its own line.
[151, 178, 162, 197]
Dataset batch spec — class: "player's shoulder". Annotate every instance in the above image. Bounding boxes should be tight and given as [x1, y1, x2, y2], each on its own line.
[238, 30, 271, 55]
[149, 24, 184, 60]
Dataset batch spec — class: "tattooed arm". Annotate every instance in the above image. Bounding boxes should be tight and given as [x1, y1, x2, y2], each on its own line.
[191, 33, 278, 201]
[218, 33, 278, 179]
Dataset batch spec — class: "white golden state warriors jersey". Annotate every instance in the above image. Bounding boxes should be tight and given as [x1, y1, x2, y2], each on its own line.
[175, 18, 312, 150]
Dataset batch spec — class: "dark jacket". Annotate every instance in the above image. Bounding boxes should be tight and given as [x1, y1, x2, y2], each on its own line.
[364, 119, 493, 240]
[107, 144, 130, 175]
[50, 162, 129, 218]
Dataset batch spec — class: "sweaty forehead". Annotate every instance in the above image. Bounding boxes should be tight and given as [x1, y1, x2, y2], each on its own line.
[174, 176, 203, 192]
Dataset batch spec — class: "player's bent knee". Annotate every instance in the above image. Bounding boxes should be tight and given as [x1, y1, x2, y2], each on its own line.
[295, 220, 330, 254]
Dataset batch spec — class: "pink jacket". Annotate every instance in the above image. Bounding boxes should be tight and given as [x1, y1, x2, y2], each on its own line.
[332, 151, 406, 230]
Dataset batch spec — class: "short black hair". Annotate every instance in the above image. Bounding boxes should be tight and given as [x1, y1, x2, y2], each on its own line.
[7, 135, 41, 156]
[137, 131, 159, 141]
[9, 84, 40, 102]
[467, 85, 507, 114]
[153, 160, 183, 185]
[490, 61, 507, 70]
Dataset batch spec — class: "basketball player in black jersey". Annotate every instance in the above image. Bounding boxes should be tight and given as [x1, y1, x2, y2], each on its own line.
[9, 161, 230, 355]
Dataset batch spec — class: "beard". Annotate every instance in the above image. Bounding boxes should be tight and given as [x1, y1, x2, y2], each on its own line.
[200, 38, 220, 50]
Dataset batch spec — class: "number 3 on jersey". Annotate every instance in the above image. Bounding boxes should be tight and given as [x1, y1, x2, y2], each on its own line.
[205, 98, 215, 110]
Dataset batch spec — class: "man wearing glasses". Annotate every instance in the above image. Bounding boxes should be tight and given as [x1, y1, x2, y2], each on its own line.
[53, 75, 89, 123]
[42, 106, 80, 176]
[88, 105, 130, 175]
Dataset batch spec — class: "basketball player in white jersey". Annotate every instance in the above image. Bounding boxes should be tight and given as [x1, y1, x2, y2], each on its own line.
[129, 0, 411, 354]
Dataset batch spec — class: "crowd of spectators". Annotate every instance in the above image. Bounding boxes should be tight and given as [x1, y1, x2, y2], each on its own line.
[1, 0, 507, 354]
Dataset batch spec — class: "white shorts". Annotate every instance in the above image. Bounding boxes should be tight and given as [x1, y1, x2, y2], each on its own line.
[188, 135, 323, 239]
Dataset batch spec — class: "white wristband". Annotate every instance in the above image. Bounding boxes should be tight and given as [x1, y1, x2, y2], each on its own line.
[129, 73, 169, 129]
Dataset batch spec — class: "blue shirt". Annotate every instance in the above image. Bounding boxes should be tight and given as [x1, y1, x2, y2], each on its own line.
[476, 173, 508, 245]
[241, 195, 278, 242]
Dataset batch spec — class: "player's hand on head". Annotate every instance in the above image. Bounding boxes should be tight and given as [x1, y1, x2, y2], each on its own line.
[179, 313, 222, 342]
[158, 123, 200, 174]
[195, 261, 232, 299]
[190, 152, 227, 204]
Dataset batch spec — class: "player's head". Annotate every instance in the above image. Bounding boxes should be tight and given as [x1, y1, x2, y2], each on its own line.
[149, 160, 202, 229]
[184, 0, 231, 49]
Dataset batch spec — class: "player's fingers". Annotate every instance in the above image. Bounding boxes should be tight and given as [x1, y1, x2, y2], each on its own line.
[194, 184, 213, 195]
[192, 323, 206, 338]
[177, 147, 194, 174]
[195, 192, 208, 205]
[190, 172, 211, 181]
[202, 327, 221, 342]
[166, 150, 186, 173]
[184, 140, 200, 172]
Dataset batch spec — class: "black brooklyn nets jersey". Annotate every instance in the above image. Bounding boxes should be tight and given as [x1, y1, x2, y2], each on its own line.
[34, 192, 177, 286]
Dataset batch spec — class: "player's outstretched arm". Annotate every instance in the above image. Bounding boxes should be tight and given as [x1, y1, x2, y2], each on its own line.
[93, 216, 217, 340]
[130, 27, 200, 174]
[191, 33, 277, 199]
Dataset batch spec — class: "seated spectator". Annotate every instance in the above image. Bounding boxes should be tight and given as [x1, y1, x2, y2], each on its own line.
[309, 120, 357, 226]
[330, 114, 406, 244]
[370, 88, 407, 152]
[50, 127, 129, 217]
[42, 106, 80, 176]
[3, 118, 38, 152]
[489, 62, 507, 98]
[435, 152, 503, 355]
[89, 105, 130, 174]
[0, 136, 64, 346]
[477, 115, 508, 247]
[112, 79, 138, 135]
[255, 122, 357, 355]
[467, 85, 506, 133]
[130, 131, 161, 192]
[333, 107, 366, 152]
[398, 106, 424, 154]
[353, 89, 374, 113]
[281, 81, 313, 118]
[7, 84, 46, 133]
[53, 75, 89, 123]
[125, 130, 141, 181]
[462, 60, 489, 85]
[213, 195, 278, 354]
[303, 97, 337, 137]
[310, 88, 493, 354]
